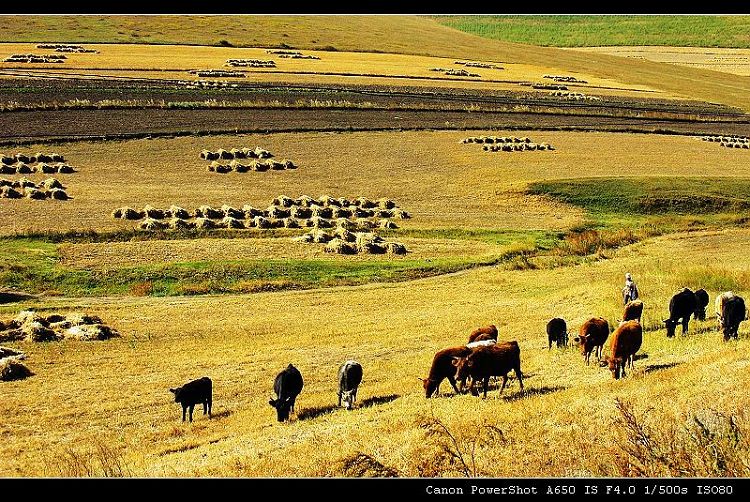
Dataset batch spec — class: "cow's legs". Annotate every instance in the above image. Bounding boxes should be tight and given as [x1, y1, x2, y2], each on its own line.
[208, 397, 212, 417]
[182, 405, 187, 422]
[483, 378, 490, 399]
[447, 375, 460, 395]
[499, 375, 508, 394]
[188, 404, 195, 422]
[338, 392, 342, 407]
[682, 317, 689, 335]
[515, 366, 524, 391]
[203, 401, 208, 415]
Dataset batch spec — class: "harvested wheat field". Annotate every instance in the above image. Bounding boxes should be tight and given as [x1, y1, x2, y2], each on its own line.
[3, 14, 750, 483]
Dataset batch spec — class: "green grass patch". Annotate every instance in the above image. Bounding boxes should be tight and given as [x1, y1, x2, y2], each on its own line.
[433, 15, 750, 48]
[380, 228, 561, 250]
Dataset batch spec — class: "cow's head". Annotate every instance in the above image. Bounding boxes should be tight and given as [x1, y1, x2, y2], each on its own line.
[451, 356, 473, 383]
[608, 357, 622, 379]
[694, 307, 707, 321]
[420, 377, 439, 398]
[341, 389, 356, 410]
[269, 397, 294, 422]
[169, 387, 183, 403]
[574, 334, 590, 354]
[663, 318, 678, 337]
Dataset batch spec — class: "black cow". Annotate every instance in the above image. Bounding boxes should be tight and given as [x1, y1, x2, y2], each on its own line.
[169, 376, 212, 422]
[717, 292, 746, 341]
[546, 318, 568, 349]
[664, 288, 697, 337]
[269, 364, 304, 422]
[338, 360, 363, 410]
[694, 289, 709, 321]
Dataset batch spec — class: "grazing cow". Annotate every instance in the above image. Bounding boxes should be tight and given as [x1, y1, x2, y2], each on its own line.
[269, 364, 304, 422]
[664, 288, 697, 337]
[421, 346, 472, 398]
[622, 300, 644, 323]
[452, 342, 523, 398]
[694, 289, 709, 321]
[574, 317, 610, 364]
[546, 317, 568, 349]
[338, 360, 363, 410]
[716, 292, 746, 341]
[608, 320, 643, 379]
[468, 325, 498, 343]
[169, 376, 212, 422]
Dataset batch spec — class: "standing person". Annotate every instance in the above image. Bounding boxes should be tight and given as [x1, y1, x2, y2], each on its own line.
[622, 273, 639, 305]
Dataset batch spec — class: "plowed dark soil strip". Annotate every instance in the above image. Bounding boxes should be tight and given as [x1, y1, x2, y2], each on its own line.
[0, 108, 749, 146]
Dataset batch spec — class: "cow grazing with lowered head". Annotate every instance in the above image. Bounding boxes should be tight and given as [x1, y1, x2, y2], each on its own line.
[468, 325, 498, 343]
[421, 346, 472, 398]
[452, 341, 524, 398]
[269, 364, 304, 422]
[664, 288, 697, 337]
[622, 300, 643, 323]
[338, 360, 363, 410]
[546, 317, 568, 349]
[607, 320, 643, 379]
[716, 292, 746, 341]
[694, 289, 709, 321]
[574, 317, 609, 364]
[169, 376, 212, 422]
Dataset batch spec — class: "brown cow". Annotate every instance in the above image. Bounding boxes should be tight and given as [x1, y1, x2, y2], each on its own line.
[452, 341, 523, 398]
[468, 324, 498, 343]
[421, 346, 472, 398]
[622, 300, 643, 323]
[574, 317, 610, 365]
[608, 320, 643, 379]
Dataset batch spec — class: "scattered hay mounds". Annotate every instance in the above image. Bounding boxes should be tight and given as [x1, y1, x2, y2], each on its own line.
[0, 310, 120, 343]
[528, 82, 568, 91]
[188, 69, 245, 78]
[36, 44, 98, 53]
[461, 135, 555, 152]
[454, 60, 503, 70]
[0, 151, 74, 176]
[176, 79, 239, 89]
[200, 146, 298, 173]
[443, 68, 480, 78]
[225, 59, 276, 68]
[543, 74, 588, 84]
[0, 350, 32, 382]
[699, 135, 750, 149]
[4, 53, 66, 64]
[550, 91, 602, 102]
[0, 177, 70, 200]
[266, 49, 320, 60]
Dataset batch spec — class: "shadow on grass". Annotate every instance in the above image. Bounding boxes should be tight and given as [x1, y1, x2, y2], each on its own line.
[298, 404, 339, 421]
[210, 409, 232, 420]
[360, 394, 400, 408]
[633, 353, 649, 361]
[501, 385, 567, 402]
[644, 362, 682, 374]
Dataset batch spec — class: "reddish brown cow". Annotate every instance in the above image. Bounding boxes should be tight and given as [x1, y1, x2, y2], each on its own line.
[421, 346, 472, 398]
[574, 317, 610, 365]
[608, 320, 643, 379]
[468, 325, 498, 343]
[622, 300, 644, 323]
[452, 341, 523, 398]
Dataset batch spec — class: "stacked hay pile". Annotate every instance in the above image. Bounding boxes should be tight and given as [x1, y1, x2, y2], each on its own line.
[0, 346, 31, 381]
[36, 44, 98, 53]
[4, 53, 66, 63]
[444, 68, 480, 78]
[177, 80, 239, 89]
[225, 59, 276, 68]
[189, 69, 245, 78]
[112, 195, 411, 234]
[0, 310, 119, 343]
[550, 91, 602, 102]
[461, 135, 555, 152]
[463, 62, 503, 69]
[543, 74, 588, 84]
[699, 135, 750, 149]
[199, 147, 298, 173]
[266, 49, 321, 59]
[0, 152, 72, 175]
[0, 177, 70, 200]
[530, 83, 568, 90]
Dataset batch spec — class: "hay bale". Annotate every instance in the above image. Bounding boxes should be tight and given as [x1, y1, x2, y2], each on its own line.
[358, 241, 387, 254]
[318, 195, 339, 207]
[143, 205, 165, 219]
[311, 206, 334, 218]
[22, 321, 60, 342]
[297, 195, 317, 207]
[65, 324, 119, 341]
[220, 216, 245, 229]
[386, 242, 408, 255]
[392, 209, 411, 219]
[194, 217, 216, 229]
[14, 311, 46, 326]
[168, 205, 190, 219]
[356, 197, 376, 209]
[332, 207, 353, 218]
[241, 147, 254, 158]
[325, 238, 357, 254]
[24, 188, 47, 200]
[526, 143, 538, 151]
[254, 147, 273, 159]
[13, 178, 36, 189]
[0, 329, 24, 343]
[336, 197, 351, 207]
[290, 206, 312, 218]
[40, 176, 63, 190]
[336, 218, 357, 230]
[376, 209, 393, 218]
[377, 198, 396, 209]
[282, 217, 301, 228]
[118, 207, 144, 220]
[242, 205, 264, 217]
[272, 195, 295, 208]
[283, 159, 297, 169]
[47, 189, 69, 200]
[0, 186, 22, 199]
[0, 179, 11, 187]
[230, 148, 245, 158]
[64, 312, 103, 326]
[267, 206, 291, 219]
[196, 205, 223, 219]
[379, 220, 398, 229]
[50, 153, 64, 162]
[293, 233, 314, 243]
[0, 356, 32, 381]
[0, 346, 24, 359]
[253, 216, 272, 229]
[333, 227, 356, 242]
[269, 160, 285, 170]
[221, 205, 244, 219]
[311, 230, 333, 243]
[251, 160, 270, 172]
[139, 218, 166, 231]
[354, 218, 377, 229]
[310, 216, 334, 228]
[214, 163, 232, 174]
[199, 149, 213, 160]
[234, 163, 249, 173]
[1, 155, 14, 165]
[229, 159, 244, 171]
[14, 153, 30, 163]
[169, 218, 195, 230]
[354, 208, 374, 218]
[55, 163, 74, 173]
[0, 165, 15, 175]
[16, 163, 32, 174]
[217, 148, 232, 159]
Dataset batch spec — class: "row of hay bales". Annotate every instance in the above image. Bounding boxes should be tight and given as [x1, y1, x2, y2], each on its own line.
[700, 135, 750, 149]
[177, 80, 239, 89]
[265, 49, 321, 59]
[444, 68, 480, 77]
[225, 59, 276, 67]
[200, 147, 274, 160]
[0, 310, 120, 344]
[543, 74, 588, 84]
[37, 44, 97, 53]
[0, 162, 74, 175]
[483, 142, 554, 152]
[0, 346, 31, 382]
[550, 91, 602, 102]
[189, 69, 245, 78]
[528, 82, 568, 90]
[4, 53, 66, 63]
[208, 159, 296, 173]
[133, 215, 399, 231]
[0, 177, 69, 200]
[1, 152, 66, 165]
[454, 61, 503, 70]
[294, 229, 407, 255]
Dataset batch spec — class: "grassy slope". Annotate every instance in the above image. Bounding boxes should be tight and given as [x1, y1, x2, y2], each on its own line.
[433, 15, 750, 48]
[0, 15, 749, 111]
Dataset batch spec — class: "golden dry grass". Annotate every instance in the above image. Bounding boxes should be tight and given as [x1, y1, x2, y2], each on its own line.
[3, 227, 750, 476]
[6, 130, 750, 236]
